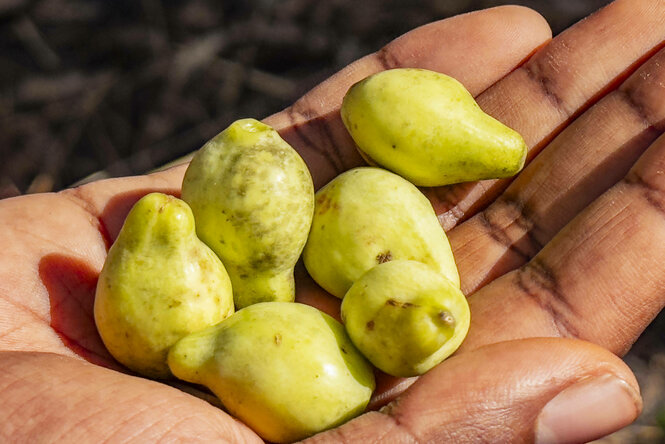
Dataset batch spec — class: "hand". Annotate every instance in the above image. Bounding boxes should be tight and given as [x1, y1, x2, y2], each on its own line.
[0, 1, 662, 442]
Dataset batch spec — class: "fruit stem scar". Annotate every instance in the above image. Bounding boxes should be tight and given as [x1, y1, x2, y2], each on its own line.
[438, 311, 455, 327]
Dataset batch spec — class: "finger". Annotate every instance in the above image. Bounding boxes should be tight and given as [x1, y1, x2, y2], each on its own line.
[429, 0, 665, 230]
[306, 338, 641, 444]
[264, 5, 551, 188]
[0, 351, 261, 442]
[452, 41, 665, 295]
[461, 130, 665, 356]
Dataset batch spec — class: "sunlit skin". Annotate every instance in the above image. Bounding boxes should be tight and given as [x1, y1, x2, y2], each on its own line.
[2, 1, 665, 441]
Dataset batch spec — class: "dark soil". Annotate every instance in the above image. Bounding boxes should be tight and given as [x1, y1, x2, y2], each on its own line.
[1, 0, 612, 193]
[1, 1, 663, 442]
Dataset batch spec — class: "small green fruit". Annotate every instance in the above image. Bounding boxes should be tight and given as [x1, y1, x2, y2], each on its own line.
[94, 193, 234, 379]
[341, 68, 527, 186]
[341, 260, 470, 377]
[168, 302, 375, 443]
[182, 118, 315, 309]
[303, 167, 459, 298]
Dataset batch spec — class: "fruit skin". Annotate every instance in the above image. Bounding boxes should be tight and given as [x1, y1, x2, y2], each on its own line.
[341, 68, 528, 186]
[94, 192, 234, 379]
[341, 260, 470, 377]
[168, 302, 375, 444]
[181, 118, 315, 309]
[303, 167, 459, 298]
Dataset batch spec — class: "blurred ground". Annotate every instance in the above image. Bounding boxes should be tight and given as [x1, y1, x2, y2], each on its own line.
[1, 0, 612, 193]
[1, 0, 664, 442]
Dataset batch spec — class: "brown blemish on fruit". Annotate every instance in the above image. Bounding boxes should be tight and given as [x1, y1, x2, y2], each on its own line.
[316, 193, 332, 214]
[376, 251, 392, 264]
[366, 320, 375, 331]
[386, 299, 417, 308]
[274, 333, 282, 345]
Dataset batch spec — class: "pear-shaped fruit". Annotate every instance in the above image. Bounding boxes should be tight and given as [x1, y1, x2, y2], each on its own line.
[303, 167, 459, 298]
[341, 68, 527, 186]
[341, 260, 470, 377]
[168, 302, 375, 443]
[94, 193, 234, 379]
[182, 118, 315, 309]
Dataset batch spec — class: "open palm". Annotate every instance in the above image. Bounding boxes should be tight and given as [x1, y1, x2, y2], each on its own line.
[2, 1, 664, 442]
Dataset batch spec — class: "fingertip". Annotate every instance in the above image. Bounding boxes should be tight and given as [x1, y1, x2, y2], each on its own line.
[380, 4, 553, 96]
[535, 373, 642, 444]
[455, 5, 552, 91]
[488, 4, 552, 42]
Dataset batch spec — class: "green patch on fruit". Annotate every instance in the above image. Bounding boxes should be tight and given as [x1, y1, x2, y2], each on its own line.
[182, 118, 315, 309]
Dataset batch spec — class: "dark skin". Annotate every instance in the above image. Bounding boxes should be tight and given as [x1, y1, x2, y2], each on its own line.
[1, 1, 664, 441]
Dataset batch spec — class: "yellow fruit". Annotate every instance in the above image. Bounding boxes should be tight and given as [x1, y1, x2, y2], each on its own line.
[341, 68, 527, 186]
[182, 118, 315, 308]
[94, 193, 234, 379]
[168, 302, 375, 443]
[341, 260, 469, 377]
[303, 167, 459, 298]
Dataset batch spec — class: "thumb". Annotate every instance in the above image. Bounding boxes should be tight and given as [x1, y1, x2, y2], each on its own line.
[307, 338, 642, 443]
